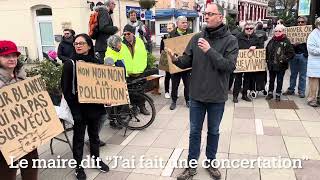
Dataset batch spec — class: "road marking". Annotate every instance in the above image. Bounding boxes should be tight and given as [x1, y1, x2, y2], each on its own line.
[161, 148, 183, 177]
[255, 119, 264, 135]
[120, 130, 139, 146]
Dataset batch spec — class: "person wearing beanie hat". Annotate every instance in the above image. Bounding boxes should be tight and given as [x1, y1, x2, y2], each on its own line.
[120, 24, 150, 115]
[0, 40, 39, 180]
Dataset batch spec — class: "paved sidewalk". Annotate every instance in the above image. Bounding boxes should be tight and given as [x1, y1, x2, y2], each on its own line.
[16, 48, 320, 180]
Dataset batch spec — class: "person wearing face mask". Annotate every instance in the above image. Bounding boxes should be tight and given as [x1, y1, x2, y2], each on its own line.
[61, 34, 109, 180]
[166, 3, 239, 180]
[94, 0, 119, 64]
[57, 28, 75, 63]
[0, 41, 39, 180]
[306, 17, 320, 107]
[233, 22, 263, 103]
[265, 25, 295, 101]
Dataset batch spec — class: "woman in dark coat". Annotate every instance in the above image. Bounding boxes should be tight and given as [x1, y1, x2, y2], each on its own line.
[61, 34, 108, 180]
[265, 25, 295, 101]
[233, 22, 264, 103]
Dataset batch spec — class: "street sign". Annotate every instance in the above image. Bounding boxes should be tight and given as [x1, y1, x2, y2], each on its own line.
[145, 10, 153, 20]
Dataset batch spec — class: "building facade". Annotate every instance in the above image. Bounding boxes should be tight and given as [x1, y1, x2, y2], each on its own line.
[0, 0, 141, 60]
[238, 0, 268, 22]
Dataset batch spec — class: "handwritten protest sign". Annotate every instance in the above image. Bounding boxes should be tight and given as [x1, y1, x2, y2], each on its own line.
[0, 76, 63, 165]
[76, 61, 129, 106]
[285, 25, 312, 44]
[235, 49, 267, 73]
[163, 33, 194, 74]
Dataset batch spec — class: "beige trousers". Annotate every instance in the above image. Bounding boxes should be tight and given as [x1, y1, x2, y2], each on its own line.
[307, 77, 320, 102]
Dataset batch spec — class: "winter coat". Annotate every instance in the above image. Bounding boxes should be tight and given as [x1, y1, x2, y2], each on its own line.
[61, 54, 105, 119]
[307, 28, 320, 77]
[57, 37, 75, 63]
[173, 24, 239, 103]
[94, 5, 118, 52]
[236, 32, 263, 49]
[266, 36, 295, 71]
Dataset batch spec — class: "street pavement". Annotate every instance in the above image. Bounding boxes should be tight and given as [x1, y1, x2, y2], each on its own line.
[16, 48, 320, 180]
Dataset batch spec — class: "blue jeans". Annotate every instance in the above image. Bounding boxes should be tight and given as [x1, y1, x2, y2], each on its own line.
[188, 98, 225, 164]
[288, 54, 307, 95]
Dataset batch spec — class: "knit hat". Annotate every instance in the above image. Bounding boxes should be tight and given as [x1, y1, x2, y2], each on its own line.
[0, 40, 21, 56]
[123, 24, 135, 34]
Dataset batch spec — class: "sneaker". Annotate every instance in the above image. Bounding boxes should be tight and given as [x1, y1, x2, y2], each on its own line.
[206, 166, 221, 179]
[308, 101, 319, 107]
[139, 106, 150, 115]
[299, 94, 305, 98]
[165, 92, 170, 99]
[170, 102, 176, 110]
[233, 96, 238, 103]
[266, 93, 273, 100]
[99, 140, 106, 147]
[177, 168, 197, 180]
[241, 95, 252, 102]
[276, 95, 281, 101]
[75, 166, 86, 180]
[95, 159, 109, 173]
[283, 90, 294, 96]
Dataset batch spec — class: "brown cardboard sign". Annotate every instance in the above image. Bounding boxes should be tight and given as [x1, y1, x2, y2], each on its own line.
[0, 75, 64, 165]
[76, 61, 129, 106]
[235, 49, 267, 73]
[164, 33, 195, 74]
[285, 25, 312, 44]
[158, 51, 169, 72]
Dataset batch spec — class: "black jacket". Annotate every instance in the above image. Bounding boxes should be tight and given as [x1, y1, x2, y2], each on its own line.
[169, 28, 193, 38]
[255, 30, 268, 47]
[61, 54, 105, 119]
[174, 25, 239, 103]
[94, 6, 118, 52]
[266, 36, 295, 71]
[58, 37, 75, 63]
[293, 43, 308, 57]
[160, 34, 170, 53]
[236, 32, 263, 49]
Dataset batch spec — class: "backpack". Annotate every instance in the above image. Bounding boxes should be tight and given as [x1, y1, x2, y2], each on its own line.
[88, 11, 99, 39]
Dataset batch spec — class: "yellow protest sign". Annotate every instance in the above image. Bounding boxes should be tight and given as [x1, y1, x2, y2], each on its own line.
[0, 75, 63, 165]
[285, 25, 312, 44]
[76, 61, 129, 106]
[235, 49, 267, 73]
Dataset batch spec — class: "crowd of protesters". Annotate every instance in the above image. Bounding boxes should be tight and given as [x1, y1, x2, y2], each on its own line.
[1, 0, 320, 179]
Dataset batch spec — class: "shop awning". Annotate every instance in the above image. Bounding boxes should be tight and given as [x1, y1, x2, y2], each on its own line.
[155, 9, 199, 19]
[155, 9, 175, 19]
[174, 9, 199, 18]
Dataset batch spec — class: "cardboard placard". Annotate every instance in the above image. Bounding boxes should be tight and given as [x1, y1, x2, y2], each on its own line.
[164, 33, 195, 74]
[76, 61, 129, 106]
[235, 49, 267, 73]
[285, 25, 312, 44]
[0, 76, 63, 165]
[158, 51, 169, 72]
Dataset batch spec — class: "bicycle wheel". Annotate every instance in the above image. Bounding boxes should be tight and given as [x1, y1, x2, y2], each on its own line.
[121, 92, 156, 130]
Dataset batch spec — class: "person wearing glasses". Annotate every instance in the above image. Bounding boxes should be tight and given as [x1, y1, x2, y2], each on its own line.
[306, 17, 320, 107]
[166, 3, 239, 180]
[57, 28, 75, 63]
[283, 16, 309, 98]
[168, 16, 192, 110]
[94, 0, 118, 64]
[61, 34, 109, 180]
[265, 25, 295, 101]
[232, 22, 263, 103]
[120, 24, 150, 115]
